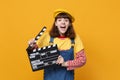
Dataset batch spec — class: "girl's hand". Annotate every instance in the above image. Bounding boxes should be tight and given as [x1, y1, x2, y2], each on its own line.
[56, 55, 64, 65]
[28, 38, 36, 47]
[56, 55, 68, 67]
[28, 38, 38, 49]
[61, 62, 68, 67]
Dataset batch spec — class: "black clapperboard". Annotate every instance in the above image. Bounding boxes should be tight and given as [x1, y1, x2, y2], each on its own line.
[26, 26, 59, 71]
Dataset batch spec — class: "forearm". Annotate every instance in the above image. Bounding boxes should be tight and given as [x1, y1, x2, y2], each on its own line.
[67, 49, 86, 70]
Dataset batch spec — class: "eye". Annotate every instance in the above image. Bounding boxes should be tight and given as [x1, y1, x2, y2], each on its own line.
[57, 19, 62, 22]
[64, 19, 69, 22]
[58, 19, 61, 21]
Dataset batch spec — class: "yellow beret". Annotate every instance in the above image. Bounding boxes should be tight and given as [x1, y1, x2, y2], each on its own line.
[53, 9, 75, 22]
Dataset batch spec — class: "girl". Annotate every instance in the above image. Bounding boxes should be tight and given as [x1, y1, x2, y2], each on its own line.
[28, 9, 86, 80]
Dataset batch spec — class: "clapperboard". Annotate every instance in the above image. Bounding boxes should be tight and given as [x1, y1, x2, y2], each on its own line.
[26, 26, 59, 71]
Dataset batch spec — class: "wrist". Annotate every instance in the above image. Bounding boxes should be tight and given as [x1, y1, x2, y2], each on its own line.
[62, 62, 68, 67]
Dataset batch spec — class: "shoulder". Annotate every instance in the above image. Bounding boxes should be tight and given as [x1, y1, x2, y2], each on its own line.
[74, 33, 84, 53]
[74, 34, 82, 42]
[36, 32, 50, 43]
[41, 32, 50, 38]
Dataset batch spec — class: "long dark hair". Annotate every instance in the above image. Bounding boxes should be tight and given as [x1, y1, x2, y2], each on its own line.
[49, 13, 76, 39]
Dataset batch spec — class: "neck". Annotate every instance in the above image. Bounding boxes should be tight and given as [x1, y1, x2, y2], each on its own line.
[58, 35, 66, 38]
[59, 33, 64, 36]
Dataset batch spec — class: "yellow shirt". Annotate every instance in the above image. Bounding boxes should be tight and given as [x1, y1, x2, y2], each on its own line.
[36, 32, 84, 54]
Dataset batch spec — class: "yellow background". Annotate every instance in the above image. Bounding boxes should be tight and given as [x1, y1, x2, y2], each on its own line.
[0, 0, 120, 80]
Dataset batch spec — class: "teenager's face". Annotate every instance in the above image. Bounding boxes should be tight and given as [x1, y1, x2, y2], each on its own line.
[55, 18, 70, 36]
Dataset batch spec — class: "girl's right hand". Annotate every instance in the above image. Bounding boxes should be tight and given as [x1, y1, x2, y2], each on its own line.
[28, 38, 36, 47]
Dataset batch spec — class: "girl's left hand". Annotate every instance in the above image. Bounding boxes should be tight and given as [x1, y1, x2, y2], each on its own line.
[56, 55, 68, 67]
[56, 55, 64, 64]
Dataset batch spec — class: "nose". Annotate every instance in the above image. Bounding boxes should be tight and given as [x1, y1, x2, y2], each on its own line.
[61, 20, 65, 24]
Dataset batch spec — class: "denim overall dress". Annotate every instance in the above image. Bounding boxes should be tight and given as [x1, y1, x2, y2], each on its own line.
[44, 37, 75, 80]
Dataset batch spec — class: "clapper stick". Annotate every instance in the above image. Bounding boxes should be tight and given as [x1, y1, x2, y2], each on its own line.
[34, 26, 47, 42]
[26, 26, 47, 52]
[30, 44, 59, 71]
[26, 26, 60, 71]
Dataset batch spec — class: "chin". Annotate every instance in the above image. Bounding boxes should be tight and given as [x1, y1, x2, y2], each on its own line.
[61, 32, 65, 34]
[61, 30, 67, 33]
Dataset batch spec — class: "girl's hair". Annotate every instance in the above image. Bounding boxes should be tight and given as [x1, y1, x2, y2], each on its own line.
[49, 13, 76, 39]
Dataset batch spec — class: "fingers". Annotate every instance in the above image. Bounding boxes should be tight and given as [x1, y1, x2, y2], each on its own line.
[58, 55, 62, 58]
[28, 38, 36, 46]
[56, 55, 64, 65]
[28, 38, 35, 44]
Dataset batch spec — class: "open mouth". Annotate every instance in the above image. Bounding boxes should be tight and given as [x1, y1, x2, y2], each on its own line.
[60, 26, 66, 32]
[60, 26, 66, 28]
